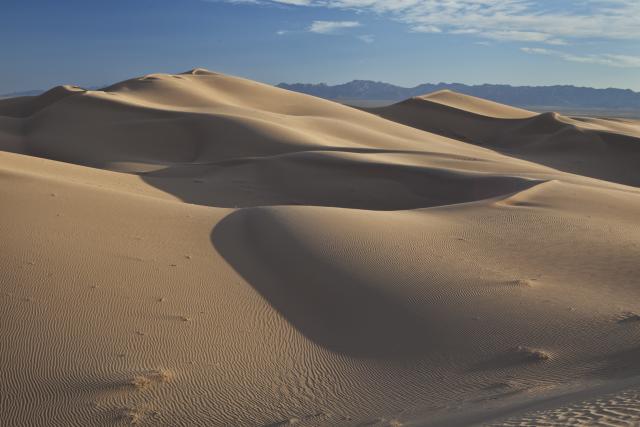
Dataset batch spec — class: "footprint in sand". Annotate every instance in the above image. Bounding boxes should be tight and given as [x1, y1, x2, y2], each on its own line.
[127, 369, 174, 390]
[118, 406, 160, 425]
[114, 370, 174, 423]
[512, 346, 551, 361]
[618, 312, 640, 323]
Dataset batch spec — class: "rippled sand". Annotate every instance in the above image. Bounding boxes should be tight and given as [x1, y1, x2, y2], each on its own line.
[1, 69, 639, 426]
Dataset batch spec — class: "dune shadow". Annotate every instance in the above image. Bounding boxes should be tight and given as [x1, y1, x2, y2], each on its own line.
[140, 151, 544, 211]
[210, 207, 441, 358]
[136, 153, 547, 357]
[588, 345, 640, 379]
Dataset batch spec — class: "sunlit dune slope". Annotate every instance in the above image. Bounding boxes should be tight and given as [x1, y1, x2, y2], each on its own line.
[1, 69, 640, 426]
[370, 90, 640, 187]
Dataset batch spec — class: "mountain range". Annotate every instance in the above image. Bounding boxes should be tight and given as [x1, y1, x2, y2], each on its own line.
[5, 80, 640, 111]
[0, 89, 46, 98]
[277, 80, 640, 110]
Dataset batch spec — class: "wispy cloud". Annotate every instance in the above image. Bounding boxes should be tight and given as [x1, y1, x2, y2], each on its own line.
[480, 31, 567, 45]
[223, 0, 640, 45]
[272, 0, 312, 5]
[308, 20, 361, 34]
[411, 25, 441, 34]
[521, 47, 640, 68]
[357, 34, 375, 43]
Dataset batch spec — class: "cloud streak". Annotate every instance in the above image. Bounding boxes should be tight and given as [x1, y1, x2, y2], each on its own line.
[308, 20, 361, 34]
[521, 47, 640, 68]
[228, 0, 640, 44]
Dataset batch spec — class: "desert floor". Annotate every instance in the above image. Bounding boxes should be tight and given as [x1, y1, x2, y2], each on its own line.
[1, 69, 640, 426]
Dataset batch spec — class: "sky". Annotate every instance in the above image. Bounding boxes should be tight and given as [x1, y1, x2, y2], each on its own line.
[2, 0, 640, 93]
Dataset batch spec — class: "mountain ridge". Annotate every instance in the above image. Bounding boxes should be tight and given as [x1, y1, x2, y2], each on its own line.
[7, 80, 640, 110]
[277, 80, 640, 110]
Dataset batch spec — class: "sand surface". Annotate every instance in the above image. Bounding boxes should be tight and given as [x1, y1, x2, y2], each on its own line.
[1, 69, 640, 426]
[369, 91, 640, 187]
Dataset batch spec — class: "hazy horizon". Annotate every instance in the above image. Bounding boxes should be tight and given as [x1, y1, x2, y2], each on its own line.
[2, 0, 640, 93]
[6, 75, 640, 97]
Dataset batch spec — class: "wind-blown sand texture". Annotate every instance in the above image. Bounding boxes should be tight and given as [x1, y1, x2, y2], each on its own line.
[1, 69, 640, 426]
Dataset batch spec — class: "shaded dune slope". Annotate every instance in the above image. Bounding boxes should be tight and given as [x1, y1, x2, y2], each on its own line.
[369, 90, 640, 187]
[0, 69, 567, 210]
[1, 70, 640, 426]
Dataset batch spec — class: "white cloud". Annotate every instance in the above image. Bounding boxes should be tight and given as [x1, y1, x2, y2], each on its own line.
[308, 20, 361, 34]
[521, 47, 553, 55]
[273, 0, 313, 5]
[521, 47, 640, 68]
[450, 29, 479, 35]
[357, 34, 375, 43]
[224, 0, 640, 45]
[411, 25, 441, 33]
[480, 30, 567, 45]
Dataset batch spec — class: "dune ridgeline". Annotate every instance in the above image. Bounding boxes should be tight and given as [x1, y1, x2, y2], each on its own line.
[1, 68, 640, 426]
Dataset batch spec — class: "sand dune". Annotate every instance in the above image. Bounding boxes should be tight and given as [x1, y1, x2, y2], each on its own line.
[370, 90, 640, 187]
[1, 69, 640, 426]
[412, 90, 537, 119]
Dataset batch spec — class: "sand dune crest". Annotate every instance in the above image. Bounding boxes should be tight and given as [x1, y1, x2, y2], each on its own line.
[1, 69, 640, 426]
[370, 91, 640, 186]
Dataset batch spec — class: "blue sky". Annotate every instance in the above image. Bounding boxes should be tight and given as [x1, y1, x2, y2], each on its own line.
[2, 0, 640, 93]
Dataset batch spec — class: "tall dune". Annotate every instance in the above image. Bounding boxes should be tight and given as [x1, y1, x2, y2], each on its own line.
[1, 69, 640, 426]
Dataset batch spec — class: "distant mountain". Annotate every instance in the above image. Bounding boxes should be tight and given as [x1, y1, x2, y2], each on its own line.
[277, 81, 640, 110]
[6, 81, 640, 110]
[0, 89, 45, 98]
